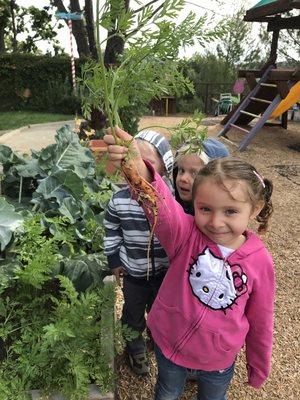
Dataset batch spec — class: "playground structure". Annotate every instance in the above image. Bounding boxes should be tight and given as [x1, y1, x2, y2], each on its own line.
[218, 0, 300, 151]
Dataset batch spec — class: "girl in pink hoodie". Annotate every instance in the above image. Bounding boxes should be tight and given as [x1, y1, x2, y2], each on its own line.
[104, 127, 275, 400]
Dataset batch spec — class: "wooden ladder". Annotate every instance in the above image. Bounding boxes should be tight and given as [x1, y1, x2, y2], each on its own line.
[218, 64, 283, 151]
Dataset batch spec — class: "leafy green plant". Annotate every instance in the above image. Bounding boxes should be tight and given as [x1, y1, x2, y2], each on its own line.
[0, 273, 115, 399]
[169, 111, 208, 153]
[80, 0, 225, 135]
[0, 126, 115, 292]
[0, 126, 121, 398]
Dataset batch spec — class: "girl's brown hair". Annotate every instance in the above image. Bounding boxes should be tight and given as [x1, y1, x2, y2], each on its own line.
[192, 158, 273, 233]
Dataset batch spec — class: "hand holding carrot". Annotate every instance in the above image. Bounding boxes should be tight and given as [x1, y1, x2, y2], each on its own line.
[103, 126, 151, 182]
[103, 126, 136, 165]
[104, 126, 160, 281]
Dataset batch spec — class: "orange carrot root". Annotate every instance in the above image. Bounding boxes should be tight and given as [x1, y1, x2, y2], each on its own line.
[121, 159, 159, 280]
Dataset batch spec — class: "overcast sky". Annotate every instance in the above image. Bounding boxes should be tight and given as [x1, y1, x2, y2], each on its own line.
[18, 0, 256, 57]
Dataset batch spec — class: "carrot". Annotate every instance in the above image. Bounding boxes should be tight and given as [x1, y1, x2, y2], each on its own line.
[105, 128, 162, 280]
[121, 157, 160, 280]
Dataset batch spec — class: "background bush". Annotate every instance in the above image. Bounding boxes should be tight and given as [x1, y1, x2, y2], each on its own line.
[176, 53, 237, 114]
[0, 54, 83, 114]
[0, 53, 247, 117]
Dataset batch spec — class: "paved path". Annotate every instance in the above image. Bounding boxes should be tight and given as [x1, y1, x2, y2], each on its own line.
[0, 120, 74, 154]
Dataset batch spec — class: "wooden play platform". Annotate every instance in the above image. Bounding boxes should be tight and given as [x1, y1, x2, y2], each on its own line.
[218, 0, 300, 150]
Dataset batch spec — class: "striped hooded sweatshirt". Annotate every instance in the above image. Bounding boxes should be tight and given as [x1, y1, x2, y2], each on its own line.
[103, 130, 174, 278]
[144, 163, 275, 389]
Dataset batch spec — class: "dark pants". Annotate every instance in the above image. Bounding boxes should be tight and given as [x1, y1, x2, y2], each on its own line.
[154, 344, 235, 400]
[122, 274, 165, 355]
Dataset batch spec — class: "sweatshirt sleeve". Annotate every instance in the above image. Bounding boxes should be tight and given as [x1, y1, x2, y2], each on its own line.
[245, 250, 275, 388]
[103, 196, 123, 269]
[142, 161, 194, 261]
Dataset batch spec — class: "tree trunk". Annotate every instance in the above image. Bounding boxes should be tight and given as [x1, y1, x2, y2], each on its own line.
[51, 0, 90, 58]
[89, 0, 130, 131]
[0, 26, 5, 53]
[10, 0, 17, 52]
[69, 0, 90, 57]
[84, 0, 98, 60]
[104, 0, 130, 66]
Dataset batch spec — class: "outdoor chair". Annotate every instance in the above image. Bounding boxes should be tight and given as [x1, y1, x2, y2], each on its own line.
[212, 93, 233, 116]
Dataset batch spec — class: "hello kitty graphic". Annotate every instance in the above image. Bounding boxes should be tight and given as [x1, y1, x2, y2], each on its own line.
[188, 247, 247, 313]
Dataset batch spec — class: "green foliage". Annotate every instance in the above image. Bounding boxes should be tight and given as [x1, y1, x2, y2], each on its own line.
[215, 6, 266, 69]
[0, 125, 116, 293]
[81, 0, 226, 132]
[0, 125, 119, 397]
[0, 197, 23, 251]
[0, 54, 83, 114]
[177, 53, 237, 114]
[0, 1, 64, 54]
[169, 111, 207, 153]
[0, 127, 112, 291]
[0, 275, 115, 399]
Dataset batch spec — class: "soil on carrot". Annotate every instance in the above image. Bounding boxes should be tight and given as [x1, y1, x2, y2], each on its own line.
[115, 115, 300, 400]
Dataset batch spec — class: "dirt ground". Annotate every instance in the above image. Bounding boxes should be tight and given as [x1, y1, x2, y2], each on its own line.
[114, 115, 300, 400]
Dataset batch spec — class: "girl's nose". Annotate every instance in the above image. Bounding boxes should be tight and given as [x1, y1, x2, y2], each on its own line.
[179, 172, 191, 183]
[209, 213, 223, 228]
[178, 174, 187, 184]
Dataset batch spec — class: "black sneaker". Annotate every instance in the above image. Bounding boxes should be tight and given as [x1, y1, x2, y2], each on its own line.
[128, 352, 150, 375]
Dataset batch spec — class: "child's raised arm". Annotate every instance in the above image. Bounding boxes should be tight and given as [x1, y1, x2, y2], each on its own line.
[103, 126, 152, 183]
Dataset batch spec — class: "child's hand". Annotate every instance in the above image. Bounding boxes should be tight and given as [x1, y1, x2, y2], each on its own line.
[104, 126, 151, 182]
[103, 126, 140, 168]
[111, 266, 126, 286]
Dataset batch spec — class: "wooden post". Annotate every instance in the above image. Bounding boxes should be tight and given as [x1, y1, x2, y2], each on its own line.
[204, 84, 209, 114]
[245, 73, 257, 91]
[270, 28, 280, 63]
[281, 111, 288, 129]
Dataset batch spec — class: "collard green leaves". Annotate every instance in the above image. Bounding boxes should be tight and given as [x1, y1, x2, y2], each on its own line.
[0, 125, 113, 291]
[0, 197, 23, 251]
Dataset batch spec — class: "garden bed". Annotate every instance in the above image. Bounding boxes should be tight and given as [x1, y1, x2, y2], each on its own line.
[0, 127, 116, 399]
[29, 276, 116, 400]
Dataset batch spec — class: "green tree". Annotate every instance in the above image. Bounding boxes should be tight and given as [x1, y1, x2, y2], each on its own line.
[0, 0, 64, 54]
[0, 0, 12, 52]
[215, 6, 266, 69]
[258, 10, 300, 66]
[177, 53, 237, 113]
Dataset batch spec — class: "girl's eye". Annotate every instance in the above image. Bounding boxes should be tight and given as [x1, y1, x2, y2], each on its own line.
[200, 207, 210, 212]
[178, 167, 185, 174]
[225, 209, 238, 215]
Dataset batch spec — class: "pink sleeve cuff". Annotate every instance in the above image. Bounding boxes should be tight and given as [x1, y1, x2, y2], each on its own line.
[247, 364, 266, 389]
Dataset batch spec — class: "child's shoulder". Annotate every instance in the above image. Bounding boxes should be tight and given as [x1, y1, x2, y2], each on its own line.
[244, 230, 273, 261]
[110, 185, 131, 199]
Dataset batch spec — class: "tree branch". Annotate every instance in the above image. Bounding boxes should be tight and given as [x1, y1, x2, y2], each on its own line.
[133, 0, 162, 14]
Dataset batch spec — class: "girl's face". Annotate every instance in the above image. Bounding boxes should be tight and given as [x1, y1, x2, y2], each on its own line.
[194, 177, 262, 249]
[175, 154, 205, 202]
[136, 140, 166, 176]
